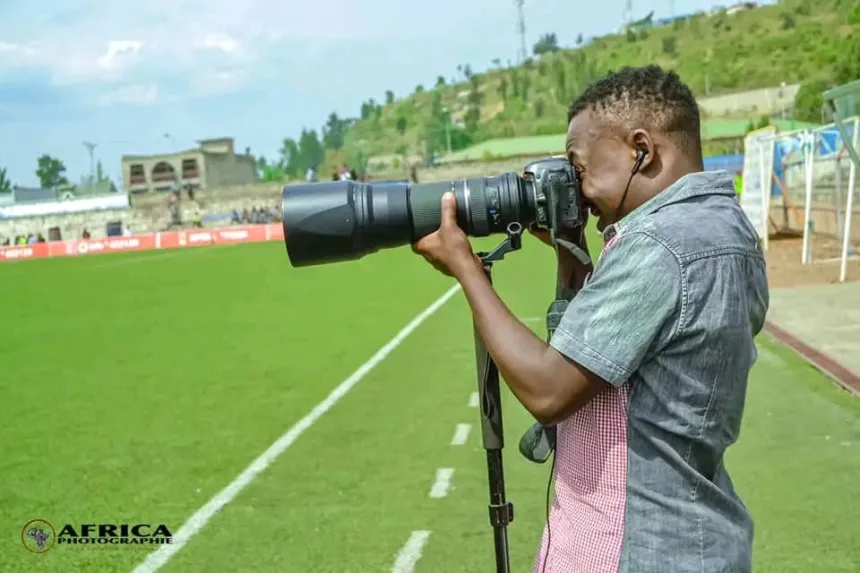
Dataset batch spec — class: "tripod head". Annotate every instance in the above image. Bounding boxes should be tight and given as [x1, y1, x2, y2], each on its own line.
[477, 222, 524, 265]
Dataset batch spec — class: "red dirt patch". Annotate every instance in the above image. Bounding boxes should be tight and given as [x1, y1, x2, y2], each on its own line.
[765, 235, 860, 289]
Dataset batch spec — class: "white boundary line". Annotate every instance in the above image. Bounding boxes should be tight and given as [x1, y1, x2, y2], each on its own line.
[450, 424, 471, 446]
[468, 392, 479, 408]
[429, 468, 455, 498]
[130, 284, 461, 573]
[392, 530, 432, 572]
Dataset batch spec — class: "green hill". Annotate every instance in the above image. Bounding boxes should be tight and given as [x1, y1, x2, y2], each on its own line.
[262, 0, 860, 180]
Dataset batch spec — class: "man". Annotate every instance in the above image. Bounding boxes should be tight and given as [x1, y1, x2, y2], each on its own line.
[413, 65, 769, 573]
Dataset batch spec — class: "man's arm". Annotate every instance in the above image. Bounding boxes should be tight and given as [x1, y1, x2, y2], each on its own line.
[457, 230, 682, 426]
[458, 266, 605, 426]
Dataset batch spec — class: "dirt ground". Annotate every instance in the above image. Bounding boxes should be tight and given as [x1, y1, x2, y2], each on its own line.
[766, 234, 860, 288]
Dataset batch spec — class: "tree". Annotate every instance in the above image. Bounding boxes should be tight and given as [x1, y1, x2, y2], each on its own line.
[322, 112, 348, 150]
[533, 33, 560, 56]
[396, 116, 408, 135]
[35, 154, 68, 189]
[497, 76, 509, 102]
[435, 76, 446, 88]
[464, 75, 483, 133]
[793, 80, 828, 123]
[298, 129, 325, 173]
[835, 35, 860, 85]
[415, 85, 424, 94]
[385, 90, 395, 105]
[662, 37, 677, 57]
[576, 33, 583, 46]
[257, 156, 286, 182]
[552, 58, 567, 104]
[520, 73, 532, 103]
[0, 166, 12, 193]
[279, 138, 301, 177]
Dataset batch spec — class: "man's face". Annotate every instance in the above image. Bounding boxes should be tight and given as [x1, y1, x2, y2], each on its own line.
[565, 110, 635, 233]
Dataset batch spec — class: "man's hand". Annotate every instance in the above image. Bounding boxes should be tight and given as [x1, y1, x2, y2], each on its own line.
[413, 192, 482, 279]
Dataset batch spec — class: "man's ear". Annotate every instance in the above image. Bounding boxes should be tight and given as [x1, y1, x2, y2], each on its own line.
[630, 129, 656, 170]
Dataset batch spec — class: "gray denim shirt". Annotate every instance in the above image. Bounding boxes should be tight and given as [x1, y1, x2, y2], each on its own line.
[545, 170, 769, 573]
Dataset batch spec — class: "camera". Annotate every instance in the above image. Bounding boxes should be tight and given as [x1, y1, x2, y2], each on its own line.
[280, 156, 583, 267]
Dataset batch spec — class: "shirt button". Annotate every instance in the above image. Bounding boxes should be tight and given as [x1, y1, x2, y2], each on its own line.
[603, 226, 616, 242]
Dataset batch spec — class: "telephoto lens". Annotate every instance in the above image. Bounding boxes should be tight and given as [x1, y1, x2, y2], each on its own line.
[280, 173, 537, 267]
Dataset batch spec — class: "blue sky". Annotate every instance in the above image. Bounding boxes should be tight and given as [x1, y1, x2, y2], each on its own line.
[0, 0, 733, 187]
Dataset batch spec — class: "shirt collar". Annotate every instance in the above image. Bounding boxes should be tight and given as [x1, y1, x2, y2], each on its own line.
[601, 169, 737, 243]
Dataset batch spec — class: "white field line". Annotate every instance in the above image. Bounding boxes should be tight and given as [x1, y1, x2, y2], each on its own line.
[450, 423, 471, 446]
[92, 243, 240, 268]
[468, 392, 479, 408]
[391, 530, 432, 573]
[91, 250, 183, 268]
[129, 284, 462, 573]
[521, 316, 543, 323]
[429, 468, 455, 499]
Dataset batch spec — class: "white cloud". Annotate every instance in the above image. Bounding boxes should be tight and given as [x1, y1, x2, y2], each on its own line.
[193, 33, 239, 54]
[0, 41, 37, 57]
[97, 83, 160, 106]
[96, 40, 143, 72]
[0, 0, 433, 95]
[187, 70, 244, 98]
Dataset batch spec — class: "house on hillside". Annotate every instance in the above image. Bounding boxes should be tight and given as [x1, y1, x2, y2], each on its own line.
[120, 137, 257, 194]
[726, 2, 758, 16]
[654, 13, 696, 27]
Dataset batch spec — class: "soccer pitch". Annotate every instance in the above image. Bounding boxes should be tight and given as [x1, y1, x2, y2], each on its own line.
[1, 238, 858, 572]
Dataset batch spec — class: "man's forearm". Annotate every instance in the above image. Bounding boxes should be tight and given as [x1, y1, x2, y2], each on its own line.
[456, 264, 565, 421]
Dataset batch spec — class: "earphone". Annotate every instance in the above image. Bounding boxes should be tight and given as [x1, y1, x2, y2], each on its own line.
[615, 149, 648, 218]
[633, 149, 647, 174]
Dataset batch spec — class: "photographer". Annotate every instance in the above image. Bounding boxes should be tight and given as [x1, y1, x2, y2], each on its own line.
[413, 65, 768, 573]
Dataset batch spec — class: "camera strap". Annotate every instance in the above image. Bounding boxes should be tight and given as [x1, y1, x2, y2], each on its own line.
[553, 237, 592, 268]
[519, 238, 591, 464]
[518, 298, 570, 464]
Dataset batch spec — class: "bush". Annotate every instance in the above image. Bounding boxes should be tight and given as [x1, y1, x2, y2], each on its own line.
[794, 80, 829, 123]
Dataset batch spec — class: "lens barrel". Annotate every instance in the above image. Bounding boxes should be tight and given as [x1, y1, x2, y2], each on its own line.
[281, 174, 535, 267]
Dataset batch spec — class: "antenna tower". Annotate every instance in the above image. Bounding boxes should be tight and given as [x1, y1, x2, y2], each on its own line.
[515, 0, 527, 63]
[622, 0, 634, 27]
[83, 141, 97, 187]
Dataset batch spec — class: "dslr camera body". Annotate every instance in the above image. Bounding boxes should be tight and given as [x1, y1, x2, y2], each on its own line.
[521, 156, 585, 245]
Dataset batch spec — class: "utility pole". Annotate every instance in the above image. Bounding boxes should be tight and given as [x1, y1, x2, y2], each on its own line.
[623, 0, 634, 28]
[515, 0, 527, 64]
[83, 141, 96, 192]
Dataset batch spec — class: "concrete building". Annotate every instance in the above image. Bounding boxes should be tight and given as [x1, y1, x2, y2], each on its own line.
[121, 137, 257, 194]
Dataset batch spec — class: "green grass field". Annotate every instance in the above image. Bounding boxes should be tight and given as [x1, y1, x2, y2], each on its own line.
[1, 237, 859, 573]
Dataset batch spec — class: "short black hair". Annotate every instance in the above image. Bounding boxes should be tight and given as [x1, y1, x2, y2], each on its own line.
[567, 65, 701, 153]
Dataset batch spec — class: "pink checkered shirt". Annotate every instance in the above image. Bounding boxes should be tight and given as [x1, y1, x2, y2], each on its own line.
[531, 386, 629, 573]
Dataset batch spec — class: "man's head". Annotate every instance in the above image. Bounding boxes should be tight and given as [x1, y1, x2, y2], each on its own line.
[565, 65, 703, 232]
